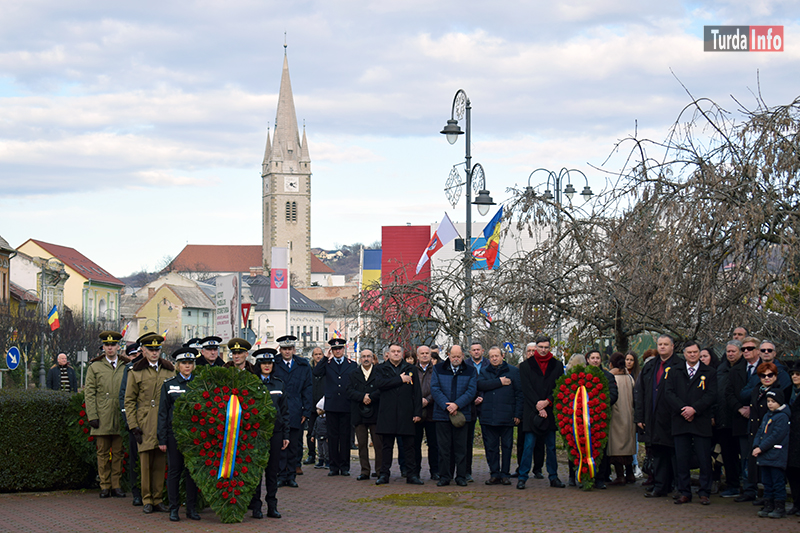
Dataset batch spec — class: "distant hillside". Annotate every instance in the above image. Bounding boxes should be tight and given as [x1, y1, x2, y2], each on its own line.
[313, 242, 380, 277]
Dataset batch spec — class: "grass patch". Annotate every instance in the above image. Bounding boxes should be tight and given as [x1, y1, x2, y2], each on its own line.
[350, 491, 476, 507]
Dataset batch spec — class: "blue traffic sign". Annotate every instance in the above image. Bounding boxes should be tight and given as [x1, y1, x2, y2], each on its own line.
[6, 346, 21, 370]
[503, 342, 514, 354]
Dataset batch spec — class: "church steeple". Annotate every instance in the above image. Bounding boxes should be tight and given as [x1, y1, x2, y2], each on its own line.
[261, 50, 312, 286]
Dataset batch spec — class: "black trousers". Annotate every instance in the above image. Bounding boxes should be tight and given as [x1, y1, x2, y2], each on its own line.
[716, 427, 740, 489]
[250, 434, 282, 511]
[279, 427, 302, 481]
[306, 413, 317, 460]
[674, 434, 712, 498]
[466, 419, 476, 475]
[327, 411, 351, 474]
[437, 422, 468, 482]
[414, 420, 439, 477]
[380, 433, 416, 477]
[482, 425, 513, 478]
[651, 444, 676, 496]
[128, 429, 140, 497]
[167, 435, 197, 512]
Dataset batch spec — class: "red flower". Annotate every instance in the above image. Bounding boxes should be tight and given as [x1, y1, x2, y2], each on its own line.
[206, 401, 213, 408]
[242, 390, 249, 396]
[251, 409, 259, 415]
[578, 372, 585, 378]
[241, 404, 248, 411]
[79, 419, 85, 426]
[223, 395, 230, 401]
[194, 403, 201, 410]
[232, 388, 239, 395]
[240, 434, 248, 441]
[565, 378, 572, 385]
[79, 410, 86, 416]
[235, 457, 242, 463]
[211, 408, 219, 416]
[233, 471, 239, 477]
[214, 396, 222, 403]
[199, 450, 206, 456]
[599, 393, 607, 400]
[191, 415, 199, 422]
[199, 419, 206, 426]
[222, 480, 229, 487]
[214, 460, 220, 467]
[203, 391, 210, 399]
[205, 459, 212, 466]
[229, 498, 237, 505]
[200, 431, 207, 439]
[245, 455, 252, 463]
[601, 412, 607, 419]
[216, 481, 223, 489]
[210, 470, 217, 476]
[223, 386, 230, 393]
[243, 412, 250, 420]
[203, 442, 211, 449]
[247, 443, 254, 449]
[244, 423, 251, 430]
[592, 376, 600, 383]
[217, 424, 224, 432]
[218, 403, 225, 409]
[242, 466, 248, 474]
[222, 492, 229, 499]
[239, 480, 244, 487]
[83, 427, 89, 434]
[599, 403, 607, 410]
[88, 436, 94, 442]
[82, 403, 86, 408]
[248, 398, 255, 405]
[190, 427, 197, 433]
[193, 438, 200, 445]
[253, 422, 260, 429]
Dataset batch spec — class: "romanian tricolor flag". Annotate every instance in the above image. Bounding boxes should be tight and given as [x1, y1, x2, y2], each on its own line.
[121, 321, 131, 339]
[218, 394, 242, 479]
[47, 306, 60, 331]
[333, 329, 342, 339]
[478, 206, 503, 270]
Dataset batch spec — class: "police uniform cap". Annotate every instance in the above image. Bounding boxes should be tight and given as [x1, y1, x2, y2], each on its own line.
[227, 338, 251, 352]
[173, 346, 199, 362]
[140, 335, 165, 349]
[200, 336, 222, 348]
[328, 338, 347, 348]
[184, 337, 203, 349]
[276, 335, 297, 347]
[253, 348, 278, 364]
[125, 342, 141, 356]
[99, 330, 123, 345]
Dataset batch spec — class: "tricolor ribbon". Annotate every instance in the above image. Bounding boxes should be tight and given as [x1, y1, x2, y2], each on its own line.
[572, 385, 596, 483]
[218, 394, 242, 479]
[699, 375, 706, 390]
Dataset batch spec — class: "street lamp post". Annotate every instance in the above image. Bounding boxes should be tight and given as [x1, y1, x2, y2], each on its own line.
[525, 168, 593, 357]
[441, 89, 495, 343]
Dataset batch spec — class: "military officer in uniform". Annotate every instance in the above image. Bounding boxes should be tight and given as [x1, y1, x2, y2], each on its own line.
[124, 334, 175, 514]
[272, 335, 313, 487]
[157, 347, 201, 522]
[119, 337, 145, 505]
[196, 336, 224, 366]
[313, 338, 357, 476]
[223, 338, 254, 372]
[249, 348, 290, 519]
[85, 330, 130, 498]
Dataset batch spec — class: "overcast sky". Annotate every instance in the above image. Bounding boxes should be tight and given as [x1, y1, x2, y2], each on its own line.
[1, 0, 798, 277]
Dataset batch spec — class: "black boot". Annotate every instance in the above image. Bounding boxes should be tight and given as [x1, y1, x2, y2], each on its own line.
[169, 508, 180, 522]
[267, 504, 281, 519]
[758, 499, 775, 518]
[769, 500, 787, 519]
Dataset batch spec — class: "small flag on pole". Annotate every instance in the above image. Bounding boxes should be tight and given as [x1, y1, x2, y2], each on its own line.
[479, 307, 493, 323]
[416, 213, 460, 274]
[47, 306, 60, 331]
[121, 321, 131, 339]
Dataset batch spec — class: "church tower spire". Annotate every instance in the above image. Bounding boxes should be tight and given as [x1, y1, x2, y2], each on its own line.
[261, 50, 312, 286]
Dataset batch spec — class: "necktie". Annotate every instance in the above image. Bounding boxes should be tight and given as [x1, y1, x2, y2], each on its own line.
[748, 364, 754, 377]
[112, 361, 116, 369]
[688, 366, 695, 378]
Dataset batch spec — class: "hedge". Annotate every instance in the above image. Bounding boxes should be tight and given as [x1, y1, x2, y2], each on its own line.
[0, 389, 93, 492]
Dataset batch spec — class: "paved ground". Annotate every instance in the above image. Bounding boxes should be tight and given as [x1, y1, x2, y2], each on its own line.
[0, 449, 788, 533]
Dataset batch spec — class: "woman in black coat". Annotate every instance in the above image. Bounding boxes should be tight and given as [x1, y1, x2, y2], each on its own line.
[746, 361, 781, 505]
[249, 348, 290, 519]
[784, 360, 800, 515]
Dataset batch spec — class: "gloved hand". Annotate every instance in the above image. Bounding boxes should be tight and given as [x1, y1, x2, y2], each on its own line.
[131, 427, 143, 445]
[88, 419, 100, 429]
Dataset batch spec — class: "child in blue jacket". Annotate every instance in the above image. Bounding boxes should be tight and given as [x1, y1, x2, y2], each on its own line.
[752, 389, 791, 519]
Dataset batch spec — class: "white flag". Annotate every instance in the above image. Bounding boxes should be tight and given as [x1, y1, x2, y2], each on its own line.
[416, 213, 460, 274]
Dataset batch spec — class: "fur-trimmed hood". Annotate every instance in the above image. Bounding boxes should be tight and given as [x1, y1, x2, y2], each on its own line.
[132, 357, 175, 372]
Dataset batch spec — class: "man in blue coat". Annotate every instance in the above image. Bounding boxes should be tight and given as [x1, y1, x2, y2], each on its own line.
[313, 337, 357, 476]
[272, 335, 313, 487]
[477, 346, 522, 485]
[431, 345, 477, 487]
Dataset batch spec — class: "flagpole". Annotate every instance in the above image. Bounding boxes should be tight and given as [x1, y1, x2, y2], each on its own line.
[286, 240, 292, 341]
[357, 245, 363, 357]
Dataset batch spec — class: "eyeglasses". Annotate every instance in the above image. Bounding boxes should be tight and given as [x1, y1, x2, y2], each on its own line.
[742, 346, 756, 351]
[759, 372, 776, 378]
[760, 348, 774, 353]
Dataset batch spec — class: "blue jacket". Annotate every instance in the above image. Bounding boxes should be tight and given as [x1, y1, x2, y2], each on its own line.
[753, 405, 791, 469]
[430, 360, 477, 422]
[477, 362, 522, 426]
[272, 355, 313, 429]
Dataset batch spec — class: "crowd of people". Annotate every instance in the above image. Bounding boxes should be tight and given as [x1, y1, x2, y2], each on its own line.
[75, 326, 800, 522]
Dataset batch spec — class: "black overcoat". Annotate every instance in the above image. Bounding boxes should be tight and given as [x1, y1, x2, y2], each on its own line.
[663, 362, 717, 437]
[375, 360, 422, 436]
[519, 355, 563, 434]
[346, 366, 382, 426]
[725, 357, 750, 437]
[785, 385, 800, 469]
[312, 356, 357, 413]
[634, 353, 681, 447]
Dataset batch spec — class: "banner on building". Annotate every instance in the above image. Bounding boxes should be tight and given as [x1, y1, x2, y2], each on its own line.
[271, 247, 289, 310]
[215, 274, 239, 342]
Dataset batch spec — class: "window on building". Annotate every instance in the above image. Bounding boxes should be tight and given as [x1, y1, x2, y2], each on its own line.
[286, 201, 297, 222]
[203, 312, 209, 318]
[188, 310, 192, 317]
[292, 202, 297, 222]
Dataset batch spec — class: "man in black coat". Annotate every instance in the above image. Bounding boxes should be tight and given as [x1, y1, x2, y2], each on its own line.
[635, 334, 681, 498]
[586, 349, 618, 489]
[719, 340, 746, 498]
[46, 353, 78, 392]
[726, 337, 759, 502]
[305, 346, 325, 466]
[664, 341, 717, 505]
[195, 336, 224, 366]
[517, 336, 565, 489]
[272, 335, 313, 487]
[347, 349, 382, 480]
[375, 343, 423, 485]
[313, 337, 357, 476]
[118, 339, 144, 506]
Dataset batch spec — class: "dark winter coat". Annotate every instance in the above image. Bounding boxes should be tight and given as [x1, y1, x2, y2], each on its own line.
[476, 362, 522, 427]
[601, 368, 619, 407]
[742, 359, 791, 401]
[157, 373, 193, 445]
[519, 355, 563, 434]
[430, 360, 478, 423]
[785, 385, 800, 469]
[753, 405, 791, 469]
[465, 356, 488, 419]
[347, 366, 382, 426]
[255, 374, 290, 442]
[312, 356, 357, 413]
[749, 384, 781, 439]
[417, 362, 435, 421]
[715, 359, 734, 429]
[119, 355, 143, 426]
[273, 355, 314, 427]
[664, 362, 717, 437]
[46, 364, 78, 392]
[725, 356, 750, 437]
[375, 360, 422, 436]
[195, 355, 225, 367]
[634, 353, 681, 447]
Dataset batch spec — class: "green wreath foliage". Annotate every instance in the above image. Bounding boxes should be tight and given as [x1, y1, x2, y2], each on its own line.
[173, 366, 276, 523]
[553, 364, 612, 491]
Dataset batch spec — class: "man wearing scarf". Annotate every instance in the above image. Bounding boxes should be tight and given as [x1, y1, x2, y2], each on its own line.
[517, 336, 565, 489]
